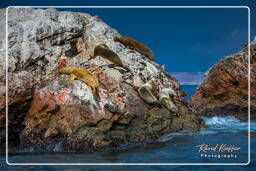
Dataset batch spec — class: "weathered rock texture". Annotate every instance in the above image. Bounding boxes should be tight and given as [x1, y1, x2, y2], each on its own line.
[0, 8, 204, 152]
[190, 41, 256, 122]
[0, 8, 6, 151]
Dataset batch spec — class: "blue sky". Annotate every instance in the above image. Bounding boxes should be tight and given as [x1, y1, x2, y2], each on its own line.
[1, 0, 255, 84]
[60, 7, 249, 73]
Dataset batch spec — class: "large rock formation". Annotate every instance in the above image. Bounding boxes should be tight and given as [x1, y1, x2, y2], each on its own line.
[190, 41, 256, 122]
[0, 8, 204, 152]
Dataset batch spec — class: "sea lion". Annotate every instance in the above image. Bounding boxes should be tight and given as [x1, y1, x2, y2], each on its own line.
[159, 88, 178, 113]
[114, 36, 154, 61]
[92, 44, 130, 71]
[138, 79, 160, 106]
[59, 67, 99, 94]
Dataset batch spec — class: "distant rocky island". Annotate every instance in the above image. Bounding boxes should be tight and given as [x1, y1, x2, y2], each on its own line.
[0, 8, 205, 152]
[190, 41, 256, 122]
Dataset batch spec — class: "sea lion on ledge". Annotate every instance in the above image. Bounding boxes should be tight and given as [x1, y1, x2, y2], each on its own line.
[114, 36, 154, 61]
[59, 67, 99, 94]
[159, 88, 178, 114]
[92, 44, 130, 71]
[138, 79, 160, 106]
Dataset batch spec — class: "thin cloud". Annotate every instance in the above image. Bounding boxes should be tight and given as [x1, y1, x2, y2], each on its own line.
[170, 72, 204, 85]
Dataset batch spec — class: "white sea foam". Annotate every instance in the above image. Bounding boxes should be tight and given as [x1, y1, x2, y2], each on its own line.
[158, 116, 256, 142]
[201, 116, 256, 134]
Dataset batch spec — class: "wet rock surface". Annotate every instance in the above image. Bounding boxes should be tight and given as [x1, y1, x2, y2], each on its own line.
[190, 42, 256, 122]
[0, 8, 204, 152]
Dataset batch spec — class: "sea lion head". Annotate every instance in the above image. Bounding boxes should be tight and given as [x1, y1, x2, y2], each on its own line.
[97, 43, 109, 49]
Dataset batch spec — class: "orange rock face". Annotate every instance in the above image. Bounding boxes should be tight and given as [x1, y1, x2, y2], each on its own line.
[190, 43, 256, 121]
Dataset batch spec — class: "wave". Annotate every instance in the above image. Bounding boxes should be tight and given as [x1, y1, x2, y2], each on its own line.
[157, 131, 194, 142]
[201, 116, 256, 134]
[158, 116, 256, 142]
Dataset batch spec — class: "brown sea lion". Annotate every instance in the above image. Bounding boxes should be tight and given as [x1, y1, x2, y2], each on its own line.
[59, 67, 99, 94]
[92, 44, 130, 71]
[114, 36, 154, 60]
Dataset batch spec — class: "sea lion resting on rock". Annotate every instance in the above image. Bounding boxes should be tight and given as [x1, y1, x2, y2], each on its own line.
[92, 44, 130, 71]
[59, 67, 99, 94]
[114, 36, 154, 61]
[159, 88, 178, 114]
[138, 79, 160, 106]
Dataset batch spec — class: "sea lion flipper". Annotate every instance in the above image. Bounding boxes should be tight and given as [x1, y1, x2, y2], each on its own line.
[67, 74, 76, 84]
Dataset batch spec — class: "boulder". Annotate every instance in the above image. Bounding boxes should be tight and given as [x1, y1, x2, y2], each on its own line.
[0, 8, 204, 152]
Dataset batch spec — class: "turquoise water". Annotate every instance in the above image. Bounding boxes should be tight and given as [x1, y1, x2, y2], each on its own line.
[0, 85, 255, 170]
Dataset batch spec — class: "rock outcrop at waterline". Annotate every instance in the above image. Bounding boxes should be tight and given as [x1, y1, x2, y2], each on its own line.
[190, 41, 256, 122]
[0, 8, 204, 152]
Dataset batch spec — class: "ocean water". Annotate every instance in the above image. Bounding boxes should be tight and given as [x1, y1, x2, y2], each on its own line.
[180, 85, 198, 99]
[0, 85, 255, 171]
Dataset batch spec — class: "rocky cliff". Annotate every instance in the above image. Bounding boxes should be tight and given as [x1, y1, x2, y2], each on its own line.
[0, 8, 6, 151]
[190, 41, 256, 122]
[0, 8, 204, 152]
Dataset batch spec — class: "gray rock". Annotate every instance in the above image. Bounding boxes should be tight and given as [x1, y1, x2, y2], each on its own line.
[0, 7, 204, 152]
